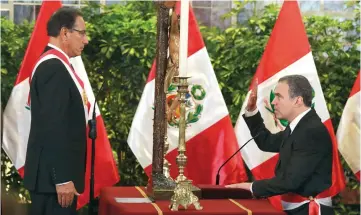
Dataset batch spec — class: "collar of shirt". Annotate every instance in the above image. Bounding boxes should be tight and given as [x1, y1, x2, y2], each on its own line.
[47, 43, 71, 63]
[289, 108, 311, 134]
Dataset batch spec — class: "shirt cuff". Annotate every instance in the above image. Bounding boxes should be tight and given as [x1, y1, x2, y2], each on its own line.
[245, 108, 258, 117]
[56, 181, 71, 186]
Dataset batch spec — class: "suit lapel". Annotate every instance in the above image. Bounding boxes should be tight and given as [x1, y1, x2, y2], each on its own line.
[275, 109, 317, 175]
[290, 108, 318, 138]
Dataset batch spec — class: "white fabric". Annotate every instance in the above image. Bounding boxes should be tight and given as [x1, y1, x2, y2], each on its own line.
[289, 108, 311, 133]
[244, 108, 259, 117]
[281, 196, 332, 213]
[56, 181, 71, 186]
[337, 91, 360, 175]
[127, 47, 229, 168]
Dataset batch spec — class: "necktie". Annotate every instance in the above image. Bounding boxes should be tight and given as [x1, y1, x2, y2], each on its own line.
[284, 125, 291, 138]
[275, 125, 292, 174]
[280, 125, 291, 149]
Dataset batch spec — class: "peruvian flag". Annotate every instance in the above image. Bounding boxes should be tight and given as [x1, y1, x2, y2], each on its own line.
[337, 71, 360, 181]
[1, 0, 119, 209]
[234, 0, 345, 210]
[127, 3, 248, 185]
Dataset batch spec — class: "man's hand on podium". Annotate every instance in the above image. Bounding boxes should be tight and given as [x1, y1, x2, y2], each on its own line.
[225, 182, 252, 191]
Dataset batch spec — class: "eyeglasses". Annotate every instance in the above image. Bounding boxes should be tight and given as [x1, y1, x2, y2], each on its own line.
[71, 28, 86, 37]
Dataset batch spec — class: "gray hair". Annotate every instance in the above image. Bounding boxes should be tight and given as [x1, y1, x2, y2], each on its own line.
[278, 75, 313, 107]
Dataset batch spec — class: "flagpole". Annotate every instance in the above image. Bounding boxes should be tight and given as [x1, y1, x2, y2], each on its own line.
[88, 104, 97, 215]
[88, 80, 106, 215]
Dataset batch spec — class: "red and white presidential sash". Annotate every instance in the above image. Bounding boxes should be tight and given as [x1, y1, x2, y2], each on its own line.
[28, 48, 90, 123]
[281, 193, 332, 215]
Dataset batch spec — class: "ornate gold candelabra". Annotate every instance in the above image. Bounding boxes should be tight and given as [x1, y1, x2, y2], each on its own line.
[175, 77, 187, 182]
[169, 77, 202, 211]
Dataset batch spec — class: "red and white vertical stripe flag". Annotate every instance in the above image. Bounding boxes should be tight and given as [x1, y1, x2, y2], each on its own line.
[337, 71, 360, 180]
[234, 0, 345, 210]
[127, 2, 248, 185]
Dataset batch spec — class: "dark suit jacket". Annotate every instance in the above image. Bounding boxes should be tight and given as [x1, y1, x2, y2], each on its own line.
[243, 109, 332, 198]
[24, 46, 87, 193]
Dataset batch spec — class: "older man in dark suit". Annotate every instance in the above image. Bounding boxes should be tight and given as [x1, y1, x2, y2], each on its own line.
[24, 7, 89, 215]
[227, 75, 334, 215]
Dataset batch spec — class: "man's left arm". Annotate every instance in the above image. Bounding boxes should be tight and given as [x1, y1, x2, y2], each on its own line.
[252, 129, 331, 198]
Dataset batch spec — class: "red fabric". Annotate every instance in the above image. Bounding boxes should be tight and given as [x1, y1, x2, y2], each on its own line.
[309, 200, 320, 215]
[78, 116, 120, 209]
[349, 71, 360, 98]
[249, 0, 310, 88]
[250, 155, 282, 210]
[281, 194, 321, 215]
[99, 186, 285, 215]
[15, 1, 62, 85]
[356, 171, 360, 181]
[322, 119, 346, 197]
[18, 167, 24, 178]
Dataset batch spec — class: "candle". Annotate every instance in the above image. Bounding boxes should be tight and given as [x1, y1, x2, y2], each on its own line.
[179, 0, 189, 77]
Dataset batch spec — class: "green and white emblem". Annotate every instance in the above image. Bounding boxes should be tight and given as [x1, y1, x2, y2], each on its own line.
[166, 83, 206, 127]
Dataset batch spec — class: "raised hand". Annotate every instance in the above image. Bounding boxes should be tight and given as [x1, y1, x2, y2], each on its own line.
[246, 78, 258, 112]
